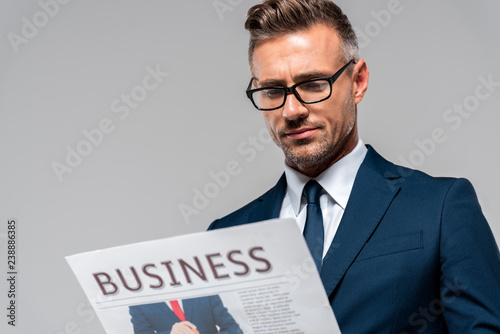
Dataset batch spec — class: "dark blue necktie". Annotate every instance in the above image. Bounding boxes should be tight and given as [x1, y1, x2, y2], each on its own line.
[302, 180, 324, 272]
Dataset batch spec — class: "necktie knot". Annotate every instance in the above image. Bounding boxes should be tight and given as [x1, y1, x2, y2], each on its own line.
[303, 180, 323, 205]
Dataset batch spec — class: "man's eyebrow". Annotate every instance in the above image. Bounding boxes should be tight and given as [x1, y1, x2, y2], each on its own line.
[293, 71, 331, 82]
[255, 71, 332, 88]
[254, 78, 286, 88]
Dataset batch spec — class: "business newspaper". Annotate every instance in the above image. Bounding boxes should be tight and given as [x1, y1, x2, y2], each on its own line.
[66, 219, 341, 333]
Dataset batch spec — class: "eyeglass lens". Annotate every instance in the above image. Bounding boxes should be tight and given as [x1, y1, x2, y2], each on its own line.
[251, 79, 331, 110]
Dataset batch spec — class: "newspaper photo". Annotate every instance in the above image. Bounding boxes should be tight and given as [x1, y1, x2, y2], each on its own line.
[66, 219, 341, 333]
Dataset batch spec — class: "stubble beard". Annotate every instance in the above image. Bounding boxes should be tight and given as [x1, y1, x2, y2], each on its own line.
[281, 130, 334, 168]
[277, 99, 356, 170]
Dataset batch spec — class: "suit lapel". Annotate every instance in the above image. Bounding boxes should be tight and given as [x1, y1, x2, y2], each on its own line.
[183, 298, 193, 321]
[248, 173, 287, 222]
[320, 146, 402, 297]
[154, 302, 180, 325]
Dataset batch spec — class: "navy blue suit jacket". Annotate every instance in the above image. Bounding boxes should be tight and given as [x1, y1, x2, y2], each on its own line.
[129, 295, 243, 334]
[209, 146, 500, 333]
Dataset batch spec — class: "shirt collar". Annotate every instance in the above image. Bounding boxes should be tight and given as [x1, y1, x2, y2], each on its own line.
[283, 139, 368, 216]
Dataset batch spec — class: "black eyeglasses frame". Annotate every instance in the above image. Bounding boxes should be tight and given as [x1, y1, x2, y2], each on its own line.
[246, 59, 355, 111]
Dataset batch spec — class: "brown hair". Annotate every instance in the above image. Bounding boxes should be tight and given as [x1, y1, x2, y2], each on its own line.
[245, 0, 358, 67]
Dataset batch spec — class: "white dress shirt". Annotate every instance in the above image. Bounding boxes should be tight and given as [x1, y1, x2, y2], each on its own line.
[279, 139, 368, 259]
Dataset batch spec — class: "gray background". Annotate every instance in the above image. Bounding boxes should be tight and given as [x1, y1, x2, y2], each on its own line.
[1, 0, 499, 333]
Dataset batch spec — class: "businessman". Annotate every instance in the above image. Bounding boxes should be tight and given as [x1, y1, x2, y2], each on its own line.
[129, 295, 242, 334]
[208, 0, 500, 332]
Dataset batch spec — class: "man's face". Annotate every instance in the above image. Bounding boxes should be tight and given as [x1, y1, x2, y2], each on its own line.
[251, 24, 368, 176]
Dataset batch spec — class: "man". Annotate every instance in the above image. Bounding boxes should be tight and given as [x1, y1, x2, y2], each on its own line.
[129, 295, 243, 334]
[208, 0, 500, 333]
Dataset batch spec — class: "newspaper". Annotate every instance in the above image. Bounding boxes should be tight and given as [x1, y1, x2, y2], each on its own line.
[66, 219, 341, 333]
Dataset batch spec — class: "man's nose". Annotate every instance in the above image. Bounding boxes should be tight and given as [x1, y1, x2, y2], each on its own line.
[282, 92, 309, 121]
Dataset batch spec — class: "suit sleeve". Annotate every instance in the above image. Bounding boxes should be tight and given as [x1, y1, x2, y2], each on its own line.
[440, 178, 500, 332]
[208, 295, 243, 334]
[129, 305, 170, 334]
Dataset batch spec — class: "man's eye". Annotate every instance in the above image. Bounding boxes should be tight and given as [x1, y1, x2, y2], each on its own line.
[263, 89, 283, 99]
[301, 81, 328, 92]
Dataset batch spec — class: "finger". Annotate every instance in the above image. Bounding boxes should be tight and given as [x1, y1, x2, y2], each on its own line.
[181, 321, 197, 330]
[172, 322, 193, 334]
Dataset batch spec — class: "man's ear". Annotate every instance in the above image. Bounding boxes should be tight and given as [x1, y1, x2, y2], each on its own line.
[352, 59, 369, 104]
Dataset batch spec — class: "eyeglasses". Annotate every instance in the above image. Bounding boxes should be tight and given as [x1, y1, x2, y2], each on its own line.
[246, 59, 355, 111]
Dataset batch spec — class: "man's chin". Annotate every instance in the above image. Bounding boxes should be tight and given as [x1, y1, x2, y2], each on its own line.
[283, 148, 331, 169]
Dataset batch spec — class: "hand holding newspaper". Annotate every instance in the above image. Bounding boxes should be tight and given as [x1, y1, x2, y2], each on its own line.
[66, 219, 341, 333]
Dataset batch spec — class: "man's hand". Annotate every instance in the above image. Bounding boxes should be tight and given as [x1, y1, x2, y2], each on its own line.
[171, 321, 199, 334]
